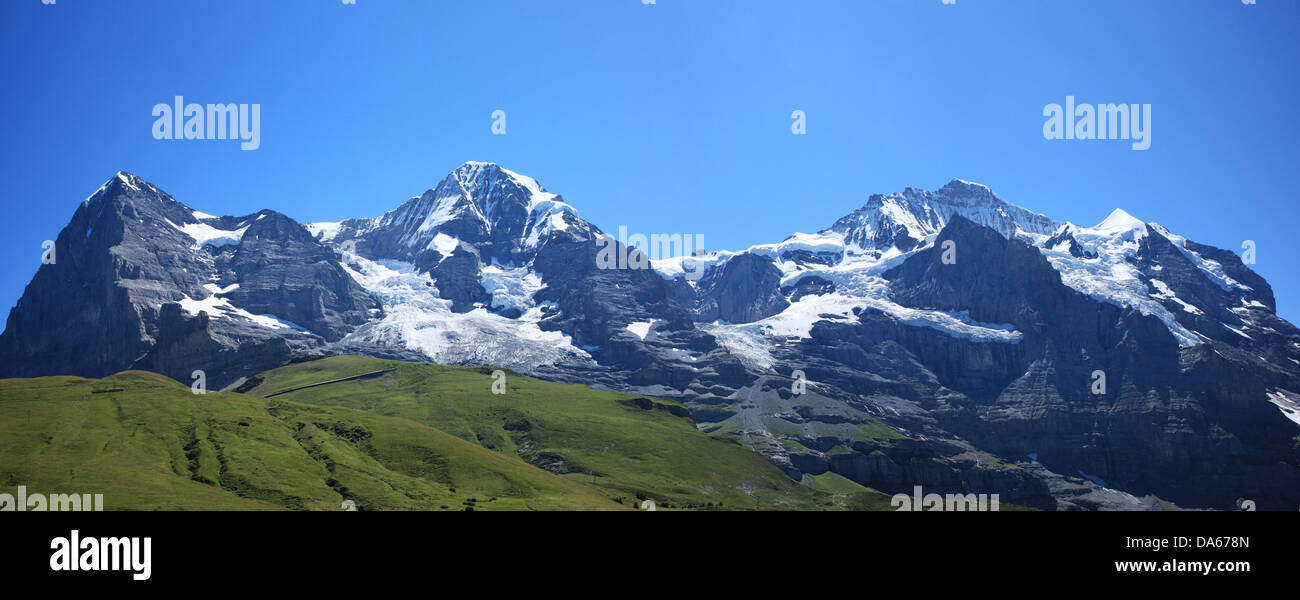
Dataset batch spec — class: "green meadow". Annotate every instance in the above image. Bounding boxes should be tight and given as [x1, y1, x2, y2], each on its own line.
[0, 357, 897, 511]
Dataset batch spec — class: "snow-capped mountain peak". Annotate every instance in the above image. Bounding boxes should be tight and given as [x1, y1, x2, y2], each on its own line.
[414, 162, 579, 242]
[822, 179, 1059, 252]
[83, 171, 161, 207]
[1092, 207, 1147, 237]
[442, 161, 576, 221]
[314, 162, 589, 262]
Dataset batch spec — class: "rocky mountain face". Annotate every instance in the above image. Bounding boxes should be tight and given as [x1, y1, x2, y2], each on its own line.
[4, 163, 1298, 510]
[0, 173, 377, 387]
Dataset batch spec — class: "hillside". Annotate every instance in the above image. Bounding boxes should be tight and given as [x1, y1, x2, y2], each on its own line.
[0, 371, 624, 510]
[239, 356, 880, 510]
[0, 365, 891, 510]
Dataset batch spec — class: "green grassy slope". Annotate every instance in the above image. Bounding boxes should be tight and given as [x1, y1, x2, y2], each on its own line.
[808, 471, 876, 494]
[0, 371, 622, 510]
[242, 356, 860, 509]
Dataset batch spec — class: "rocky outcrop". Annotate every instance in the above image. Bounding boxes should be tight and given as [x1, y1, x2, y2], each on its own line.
[221, 211, 378, 340]
[694, 253, 789, 323]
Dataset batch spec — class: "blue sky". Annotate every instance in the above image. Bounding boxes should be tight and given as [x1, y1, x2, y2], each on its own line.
[2, 0, 1298, 321]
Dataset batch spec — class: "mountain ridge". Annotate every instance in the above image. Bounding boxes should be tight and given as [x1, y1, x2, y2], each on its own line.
[4, 162, 1298, 510]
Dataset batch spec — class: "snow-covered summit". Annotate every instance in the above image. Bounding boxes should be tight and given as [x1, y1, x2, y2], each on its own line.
[83, 171, 160, 206]
[1091, 208, 1148, 238]
[823, 178, 1059, 252]
[387, 161, 582, 247]
[311, 162, 590, 260]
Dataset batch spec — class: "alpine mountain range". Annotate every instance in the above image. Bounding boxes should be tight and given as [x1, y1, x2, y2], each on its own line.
[4, 161, 1298, 510]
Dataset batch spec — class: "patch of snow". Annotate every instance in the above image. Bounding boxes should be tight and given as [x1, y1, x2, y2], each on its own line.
[1148, 279, 1204, 315]
[202, 282, 240, 295]
[1224, 322, 1254, 340]
[626, 320, 656, 340]
[747, 231, 848, 262]
[748, 289, 1022, 344]
[306, 221, 343, 242]
[522, 199, 578, 248]
[177, 294, 298, 331]
[430, 232, 459, 255]
[1266, 390, 1300, 427]
[115, 172, 141, 192]
[257, 315, 310, 332]
[167, 218, 250, 249]
[549, 212, 568, 231]
[652, 252, 727, 283]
